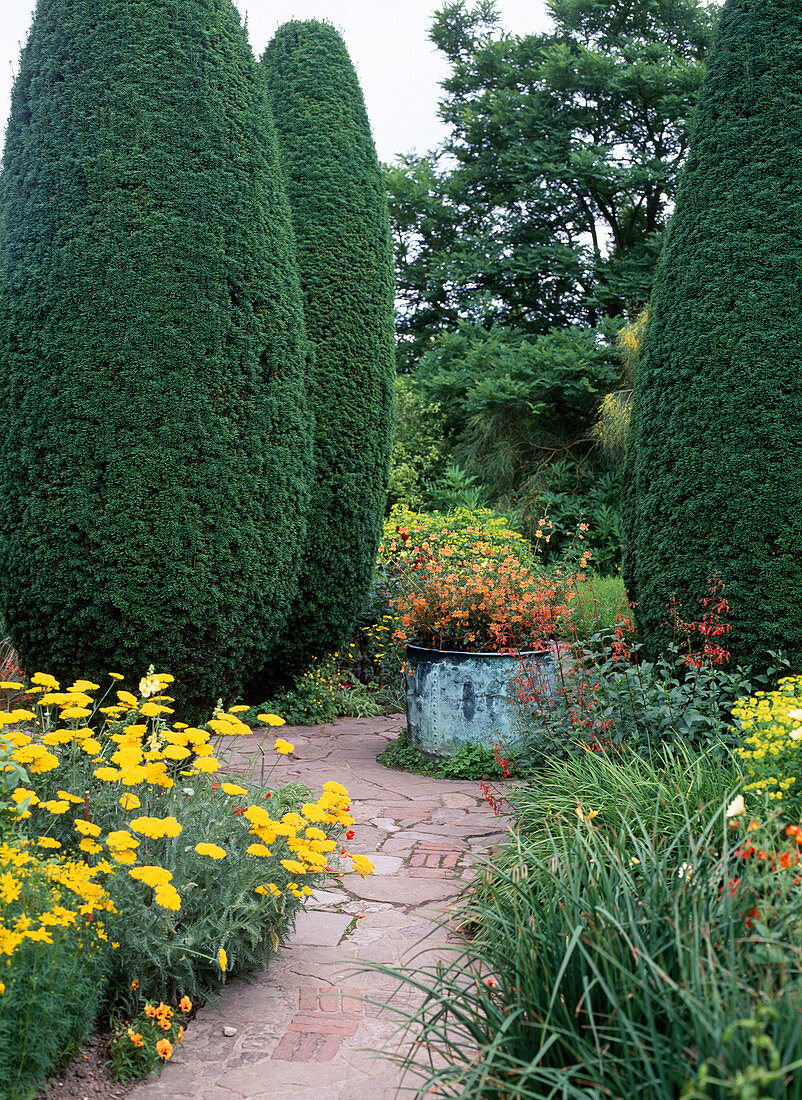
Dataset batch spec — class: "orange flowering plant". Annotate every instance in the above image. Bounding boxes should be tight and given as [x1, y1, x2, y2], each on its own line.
[391, 522, 567, 653]
[109, 996, 192, 1083]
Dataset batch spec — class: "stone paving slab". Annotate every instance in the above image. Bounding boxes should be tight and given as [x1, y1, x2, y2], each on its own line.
[129, 713, 510, 1100]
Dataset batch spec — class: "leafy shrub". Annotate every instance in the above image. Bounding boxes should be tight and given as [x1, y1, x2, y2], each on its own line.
[0, 846, 114, 1099]
[377, 729, 507, 781]
[369, 778, 802, 1099]
[733, 675, 802, 821]
[513, 578, 789, 762]
[0, 0, 313, 715]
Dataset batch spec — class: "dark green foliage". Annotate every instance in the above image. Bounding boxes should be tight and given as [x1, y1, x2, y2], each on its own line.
[262, 21, 395, 684]
[414, 323, 624, 568]
[0, 0, 312, 711]
[623, 0, 802, 670]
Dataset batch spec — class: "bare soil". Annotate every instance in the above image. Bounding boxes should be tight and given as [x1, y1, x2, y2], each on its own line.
[40, 1030, 133, 1100]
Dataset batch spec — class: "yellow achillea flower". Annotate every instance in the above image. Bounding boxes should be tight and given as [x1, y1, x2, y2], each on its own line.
[94, 766, 122, 783]
[42, 729, 74, 746]
[221, 782, 247, 797]
[244, 805, 272, 829]
[0, 681, 22, 690]
[255, 882, 281, 897]
[193, 757, 221, 773]
[154, 884, 181, 911]
[106, 830, 139, 850]
[108, 672, 124, 680]
[31, 672, 59, 689]
[194, 843, 226, 860]
[116, 691, 138, 707]
[280, 859, 307, 876]
[60, 706, 92, 720]
[129, 816, 182, 839]
[229, 705, 249, 713]
[218, 947, 227, 973]
[258, 713, 286, 727]
[119, 793, 141, 810]
[70, 680, 100, 692]
[41, 800, 69, 815]
[274, 738, 294, 755]
[11, 788, 39, 807]
[162, 745, 191, 760]
[247, 843, 272, 858]
[129, 866, 173, 887]
[140, 702, 173, 717]
[74, 819, 102, 837]
[57, 791, 83, 804]
[36, 837, 61, 849]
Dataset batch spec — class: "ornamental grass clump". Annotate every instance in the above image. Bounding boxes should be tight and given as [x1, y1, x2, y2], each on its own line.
[0, 845, 115, 1098]
[1, 668, 374, 1006]
[369, 772, 802, 1098]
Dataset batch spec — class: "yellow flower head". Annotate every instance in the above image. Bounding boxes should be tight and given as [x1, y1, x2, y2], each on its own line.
[31, 672, 59, 690]
[129, 865, 173, 887]
[218, 947, 228, 973]
[194, 843, 226, 860]
[350, 854, 375, 878]
[221, 782, 247, 797]
[274, 738, 294, 755]
[119, 793, 141, 810]
[259, 713, 286, 727]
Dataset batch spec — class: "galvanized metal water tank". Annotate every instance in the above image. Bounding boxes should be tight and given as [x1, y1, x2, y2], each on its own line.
[404, 644, 555, 759]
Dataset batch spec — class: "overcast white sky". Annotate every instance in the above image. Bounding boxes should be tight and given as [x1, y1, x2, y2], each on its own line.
[0, 0, 552, 164]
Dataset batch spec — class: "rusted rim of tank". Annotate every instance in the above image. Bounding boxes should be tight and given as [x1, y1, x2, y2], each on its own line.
[405, 642, 551, 660]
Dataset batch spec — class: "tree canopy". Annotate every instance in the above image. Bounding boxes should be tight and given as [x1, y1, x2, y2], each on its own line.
[389, 0, 718, 368]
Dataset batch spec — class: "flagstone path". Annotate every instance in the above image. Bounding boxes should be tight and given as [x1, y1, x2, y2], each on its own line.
[128, 714, 509, 1100]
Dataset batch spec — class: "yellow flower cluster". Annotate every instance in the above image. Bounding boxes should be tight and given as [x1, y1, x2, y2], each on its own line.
[0, 844, 115, 961]
[1, 666, 374, 934]
[733, 676, 802, 805]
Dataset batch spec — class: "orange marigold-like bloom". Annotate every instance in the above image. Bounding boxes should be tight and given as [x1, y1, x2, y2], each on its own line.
[156, 1038, 173, 1060]
[178, 996, 192, 1014]
[144, 1004, 157, 1019]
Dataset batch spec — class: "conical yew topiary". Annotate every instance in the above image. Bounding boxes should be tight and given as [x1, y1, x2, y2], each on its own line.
[261, 20, 395, 685]
[622, 0, 802, 670]
[0, 0, 313, 710]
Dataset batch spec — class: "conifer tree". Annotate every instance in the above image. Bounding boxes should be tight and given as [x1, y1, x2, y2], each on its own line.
[262, 20, 395, 682]
[623, 0, 802, 669]
[0, 0, 313, 709]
